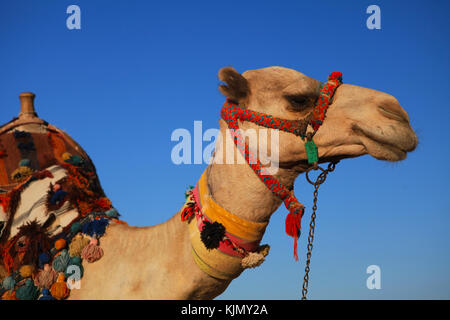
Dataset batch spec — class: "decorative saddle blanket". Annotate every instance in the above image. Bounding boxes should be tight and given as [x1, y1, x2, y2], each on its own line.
[2, 165, 78, 239]
[0, 125, 124, 300]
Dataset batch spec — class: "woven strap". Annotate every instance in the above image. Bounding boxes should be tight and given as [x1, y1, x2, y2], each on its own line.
[220, 72, 342, 260]
[182, 171, 269, 279]
[310, 72, 343, 131]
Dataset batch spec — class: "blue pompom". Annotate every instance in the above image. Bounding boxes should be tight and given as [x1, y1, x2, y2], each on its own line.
[50, 189, 67, 205]
[39, 289, 55, 300]
[39, 252, 51, 268]
[81, 218, 109, 237]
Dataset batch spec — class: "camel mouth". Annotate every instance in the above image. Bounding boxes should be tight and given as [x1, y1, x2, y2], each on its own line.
[351, 123, 414, 161]
[277, 154, 352, 172]
[368, 140, 407, 161]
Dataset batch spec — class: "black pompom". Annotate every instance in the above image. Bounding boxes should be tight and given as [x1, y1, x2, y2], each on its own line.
[200, 221, 226, 250]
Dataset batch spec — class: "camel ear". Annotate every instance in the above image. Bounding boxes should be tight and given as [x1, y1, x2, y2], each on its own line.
[218, 67, 249, 103]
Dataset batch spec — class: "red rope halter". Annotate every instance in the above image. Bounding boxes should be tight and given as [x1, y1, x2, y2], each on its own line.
[221, 72, 343, 260]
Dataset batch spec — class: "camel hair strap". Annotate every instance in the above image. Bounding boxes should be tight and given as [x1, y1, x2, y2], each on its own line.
[181, 171, 270, 280]
[220, 71, 343, 260]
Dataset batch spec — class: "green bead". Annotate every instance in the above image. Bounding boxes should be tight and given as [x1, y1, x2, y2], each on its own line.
[65, 155, 84, 166]
[305, 140, 318, 164]
[19, 158, 31, 167]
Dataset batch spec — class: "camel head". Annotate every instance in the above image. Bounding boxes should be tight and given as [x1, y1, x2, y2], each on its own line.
[218, 66, 418, 168]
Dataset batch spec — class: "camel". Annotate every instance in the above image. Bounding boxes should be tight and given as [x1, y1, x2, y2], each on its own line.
[1, 66, 418, 300]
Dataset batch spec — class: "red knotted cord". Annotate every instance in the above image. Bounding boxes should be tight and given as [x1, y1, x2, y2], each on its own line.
[220, 72, 342, 260]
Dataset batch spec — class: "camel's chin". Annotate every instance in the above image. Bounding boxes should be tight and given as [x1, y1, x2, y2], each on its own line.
[363, 138, 407, 161]
[352, 124, 413, 162]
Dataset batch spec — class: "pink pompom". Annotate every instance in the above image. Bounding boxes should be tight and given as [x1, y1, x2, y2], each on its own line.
[34, 264, 58, 289]
[81, 238, 104, 263]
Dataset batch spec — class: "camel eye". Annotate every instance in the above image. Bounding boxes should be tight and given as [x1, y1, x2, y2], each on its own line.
[285, 94, 312, 112]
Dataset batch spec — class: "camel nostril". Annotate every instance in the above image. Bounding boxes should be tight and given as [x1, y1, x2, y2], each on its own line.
[378, 102, 410, 124]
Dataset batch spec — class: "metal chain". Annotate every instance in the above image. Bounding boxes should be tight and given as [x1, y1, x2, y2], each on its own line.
[301, 161, 338, 300]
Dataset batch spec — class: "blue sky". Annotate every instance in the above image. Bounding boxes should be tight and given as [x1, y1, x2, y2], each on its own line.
[0, 0, 449, 299]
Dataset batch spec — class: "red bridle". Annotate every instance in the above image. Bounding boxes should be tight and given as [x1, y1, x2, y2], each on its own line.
[221, 72, 343, 260]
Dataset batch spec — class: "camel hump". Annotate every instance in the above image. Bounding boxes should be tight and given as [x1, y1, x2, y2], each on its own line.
[0, 92, 98, 191]
[0, 92, 114, 242]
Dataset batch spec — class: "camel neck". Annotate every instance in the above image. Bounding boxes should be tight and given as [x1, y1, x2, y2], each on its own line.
[206, 125, 303, 225]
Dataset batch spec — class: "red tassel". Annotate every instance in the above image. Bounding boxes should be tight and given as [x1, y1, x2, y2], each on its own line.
[285, 211, 301, 238]
[293, 236, 299, 261]
[329, 71, 343, 80]
[285, 211, 302, 261]
[181, 203, 195, 222]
